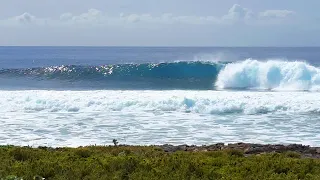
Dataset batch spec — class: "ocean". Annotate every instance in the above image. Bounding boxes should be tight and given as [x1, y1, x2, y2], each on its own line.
[1, 46, 320, 147]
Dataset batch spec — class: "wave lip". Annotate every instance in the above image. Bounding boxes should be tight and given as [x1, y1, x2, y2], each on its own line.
[216, 59, 320, 91]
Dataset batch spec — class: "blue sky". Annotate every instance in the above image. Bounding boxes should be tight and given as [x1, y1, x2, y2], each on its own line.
[0, 0, 319, 46]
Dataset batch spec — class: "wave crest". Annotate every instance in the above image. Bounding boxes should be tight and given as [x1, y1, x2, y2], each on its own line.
[2, 59, 320, 91]
[216, 59, 320, 91]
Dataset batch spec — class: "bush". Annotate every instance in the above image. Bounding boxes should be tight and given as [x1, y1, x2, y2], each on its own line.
[0, 146, 319, 179]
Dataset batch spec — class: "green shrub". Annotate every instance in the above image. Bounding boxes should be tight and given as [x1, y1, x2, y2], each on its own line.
[225, 149, 244, 157]
[74, 148, 92, 158]
[0, 146, 319, 179]
[3, 175, 22, 180]
[284, 151, 301, 158]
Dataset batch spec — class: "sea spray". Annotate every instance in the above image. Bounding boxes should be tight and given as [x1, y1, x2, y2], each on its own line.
[216, 59, 320, 91]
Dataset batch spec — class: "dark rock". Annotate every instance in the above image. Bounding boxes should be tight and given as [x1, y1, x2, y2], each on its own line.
[207, 143, 224, 151]
[156, 143, 320, 158]
[161, 144, 175, 152]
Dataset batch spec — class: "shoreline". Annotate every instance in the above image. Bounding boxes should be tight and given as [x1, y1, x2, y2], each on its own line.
[157, 142, 320, 158]
[10, 142, 320, 158]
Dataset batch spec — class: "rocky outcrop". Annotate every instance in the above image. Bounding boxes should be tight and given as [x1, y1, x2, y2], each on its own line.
[157, 143, 320, 158]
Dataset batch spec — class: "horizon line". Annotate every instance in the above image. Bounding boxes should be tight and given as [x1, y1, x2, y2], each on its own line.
[0, 45, 320, 48]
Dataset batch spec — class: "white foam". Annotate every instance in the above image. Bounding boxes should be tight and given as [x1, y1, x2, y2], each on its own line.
[0, 90, 320, 115]
[216, 59, 320, 91]
[1, 90, 320, 147]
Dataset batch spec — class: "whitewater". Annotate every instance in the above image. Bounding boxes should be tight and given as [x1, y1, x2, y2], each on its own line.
[217, 59, 320, 91]
[1, 47, 320, 147]
[2, 90, 320, 147]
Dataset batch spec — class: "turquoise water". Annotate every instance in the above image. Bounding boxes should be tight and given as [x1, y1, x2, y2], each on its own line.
[0, 47, 320, 146]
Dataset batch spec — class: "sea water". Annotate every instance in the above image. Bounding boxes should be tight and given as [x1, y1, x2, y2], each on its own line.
[1, 46, 320, 147]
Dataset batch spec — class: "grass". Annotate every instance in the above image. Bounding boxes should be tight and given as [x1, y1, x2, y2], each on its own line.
[0, 145, 320, 179]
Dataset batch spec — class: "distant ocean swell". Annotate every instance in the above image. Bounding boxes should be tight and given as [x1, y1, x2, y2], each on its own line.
[1, 59, 320, 90]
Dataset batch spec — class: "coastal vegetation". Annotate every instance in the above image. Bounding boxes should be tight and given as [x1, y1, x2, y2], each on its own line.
[1, 143, 320, 180]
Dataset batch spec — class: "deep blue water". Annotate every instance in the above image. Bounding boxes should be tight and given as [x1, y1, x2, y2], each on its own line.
[1, 47, 320, 68]
[0, 46, 320, 90]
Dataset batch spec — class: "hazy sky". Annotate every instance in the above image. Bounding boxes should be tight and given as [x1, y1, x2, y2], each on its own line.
[0, 0, 319, 46]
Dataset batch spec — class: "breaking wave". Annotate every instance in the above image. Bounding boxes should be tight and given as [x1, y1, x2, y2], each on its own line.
[216, 59, 320, 91]
[1, 59, 320, 90]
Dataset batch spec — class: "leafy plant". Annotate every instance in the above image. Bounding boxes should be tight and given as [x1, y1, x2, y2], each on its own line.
[0, 145, 319, 179]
